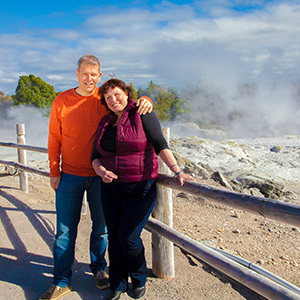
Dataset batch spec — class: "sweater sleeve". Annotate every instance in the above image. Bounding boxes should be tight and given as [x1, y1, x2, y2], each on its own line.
[47, 98, 62, 177]
[141, 111, 169, 154]
[91, 134, 101, 162]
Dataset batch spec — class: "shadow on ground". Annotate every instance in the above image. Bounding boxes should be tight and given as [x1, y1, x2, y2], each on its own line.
[0, 188, 110, 300]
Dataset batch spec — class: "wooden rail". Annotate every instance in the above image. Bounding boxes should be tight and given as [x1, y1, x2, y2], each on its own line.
[157, 175, 300, 228]
[0, 159, 50, 177]
[0, 142, 48, 153]
[1, 124, 300, 299]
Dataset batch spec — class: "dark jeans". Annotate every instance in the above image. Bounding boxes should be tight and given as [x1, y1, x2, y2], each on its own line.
[53, 173, 108, 287]
[101, 179, 157, 291]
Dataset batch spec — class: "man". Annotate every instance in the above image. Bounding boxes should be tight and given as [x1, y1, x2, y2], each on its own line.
[40, 55, 152, 300]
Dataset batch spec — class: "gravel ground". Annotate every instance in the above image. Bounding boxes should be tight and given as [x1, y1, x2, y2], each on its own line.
[1, 170, 300, 300]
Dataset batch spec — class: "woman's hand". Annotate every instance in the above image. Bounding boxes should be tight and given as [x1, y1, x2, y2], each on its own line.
[92, 159, 118, 183]
[136, 97, 153, 115]
[100, 169, 118, 183]
[176, 172, 196, 186]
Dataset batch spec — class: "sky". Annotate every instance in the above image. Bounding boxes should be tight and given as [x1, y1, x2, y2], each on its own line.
[1, 0, 300, 140]
[1, 0, 300, 95]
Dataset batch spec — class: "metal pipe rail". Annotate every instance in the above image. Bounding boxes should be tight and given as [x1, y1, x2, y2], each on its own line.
[207, 246, 300, 297]
[146, 217, 300, 300]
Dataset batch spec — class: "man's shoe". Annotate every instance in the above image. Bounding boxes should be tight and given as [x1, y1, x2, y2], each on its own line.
[105, 289, 125, 300]
[94, 269, 110, 290]
[39, 284, 71, 300]
[132, 286, 146, 299]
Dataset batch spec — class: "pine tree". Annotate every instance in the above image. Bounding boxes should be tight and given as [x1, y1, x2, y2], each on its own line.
[13, 74, 58, 108]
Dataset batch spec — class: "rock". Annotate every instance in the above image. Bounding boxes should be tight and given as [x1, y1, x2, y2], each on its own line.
[282, 191, 299, 204]
[211, 171, 233, 191]
[231, 211, 240, 218]
[270, 145, 282, 152]
[248, 187, 264, 197]
[200, 239, 215, 246]
[195, 165, 211, 179]
[170, 122, 226, 141]
[169, 134, 300, 186]
[183, 162, 198, 175]
[4, 165, 18, 175]
[176, 192, 189, 199]
[236, 175, 284, 199]
[257, 259, 265, 265]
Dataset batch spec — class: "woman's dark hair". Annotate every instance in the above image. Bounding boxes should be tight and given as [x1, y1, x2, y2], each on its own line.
[99, 79, 133, 110]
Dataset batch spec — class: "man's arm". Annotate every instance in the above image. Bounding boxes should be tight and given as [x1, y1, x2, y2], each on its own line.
[136, 96, 153, 115]
[48, 98, 62, 189]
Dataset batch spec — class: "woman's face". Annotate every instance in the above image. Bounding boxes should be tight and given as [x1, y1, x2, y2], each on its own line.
[104, 86, 129, 116]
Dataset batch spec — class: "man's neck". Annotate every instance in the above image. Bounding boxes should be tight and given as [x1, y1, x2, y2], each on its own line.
[74, 87, 96, 97]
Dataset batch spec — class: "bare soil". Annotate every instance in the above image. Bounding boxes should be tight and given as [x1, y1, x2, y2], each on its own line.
[0, 170, 300, 300]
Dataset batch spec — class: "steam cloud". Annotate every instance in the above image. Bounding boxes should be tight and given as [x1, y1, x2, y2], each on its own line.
[0, 105, 49, 145]
[179, 77, 300, 139]
[0, 105, 49, 161]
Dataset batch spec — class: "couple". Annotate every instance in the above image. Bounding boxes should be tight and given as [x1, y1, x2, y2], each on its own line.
[41, 55, 194, 300]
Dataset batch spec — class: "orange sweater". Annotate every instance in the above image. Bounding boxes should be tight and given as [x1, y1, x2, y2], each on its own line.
[48, 88, 108, 177]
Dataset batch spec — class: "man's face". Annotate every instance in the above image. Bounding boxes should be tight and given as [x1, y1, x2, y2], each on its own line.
[76, 63, 102, 96]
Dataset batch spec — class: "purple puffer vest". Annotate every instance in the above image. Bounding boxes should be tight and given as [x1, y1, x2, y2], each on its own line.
[95, 98, 158, 182]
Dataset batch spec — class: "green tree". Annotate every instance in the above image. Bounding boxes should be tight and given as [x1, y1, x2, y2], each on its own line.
[130, 83, 138, 102]
[138, 82, 190, 121]
[137, 81, 160, 99]
[13, 74, 58, 108]
[0, 91, 13, 104]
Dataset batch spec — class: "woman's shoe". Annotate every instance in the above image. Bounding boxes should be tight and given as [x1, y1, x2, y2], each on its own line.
[105, 289, 125, 300]
[132, 286, 146, 299]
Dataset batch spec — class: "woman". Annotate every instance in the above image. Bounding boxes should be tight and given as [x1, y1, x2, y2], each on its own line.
[91, 79, 195, 300]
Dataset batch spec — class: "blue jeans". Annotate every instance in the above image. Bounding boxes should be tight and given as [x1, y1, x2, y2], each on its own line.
[53, 173, 108, 287]
[101, 179, 157, 292]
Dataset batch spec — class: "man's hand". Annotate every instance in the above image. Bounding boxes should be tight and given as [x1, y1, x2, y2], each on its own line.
[136, 97, 153, 115]
[50, 176, 61, 190]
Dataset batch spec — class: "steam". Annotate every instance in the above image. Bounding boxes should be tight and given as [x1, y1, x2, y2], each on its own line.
[0, 105, 49, 160]
[0, 105, 49, 145]
[174, 74, 300, 139]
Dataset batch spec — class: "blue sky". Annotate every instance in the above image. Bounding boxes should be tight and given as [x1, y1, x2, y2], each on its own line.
[1, 0, 300, 96]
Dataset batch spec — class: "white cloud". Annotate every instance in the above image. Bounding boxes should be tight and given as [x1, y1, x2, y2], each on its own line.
[47, 75, 64, 81]
[0, 1, 299, 137]
[0, 2, 299, 101]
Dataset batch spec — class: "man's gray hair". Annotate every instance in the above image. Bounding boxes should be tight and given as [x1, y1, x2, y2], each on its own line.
[77, 54, 101, 73]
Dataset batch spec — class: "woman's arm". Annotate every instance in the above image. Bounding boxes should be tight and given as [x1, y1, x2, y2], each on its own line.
[141, 111, 169, 154]
[158, 148, 195, 186]
[92, 158, 118, 183]
[142, 112, 195, 186]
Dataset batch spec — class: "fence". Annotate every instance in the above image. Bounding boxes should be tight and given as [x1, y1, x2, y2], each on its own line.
[1, 124, 300, 299]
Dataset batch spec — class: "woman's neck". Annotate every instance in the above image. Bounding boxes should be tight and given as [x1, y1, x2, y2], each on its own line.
[113, 113, 122, 126]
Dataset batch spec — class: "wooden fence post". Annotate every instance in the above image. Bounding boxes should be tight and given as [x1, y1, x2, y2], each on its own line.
[16, 123, 28, 193]
[151, 127, 175, 278]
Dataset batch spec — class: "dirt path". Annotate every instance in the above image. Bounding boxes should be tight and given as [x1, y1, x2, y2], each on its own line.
[1, 172, 299, 300]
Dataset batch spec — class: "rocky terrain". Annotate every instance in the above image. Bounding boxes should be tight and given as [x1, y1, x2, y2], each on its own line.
[1, 131, 300, 299]
[170, 131, 300, 202]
